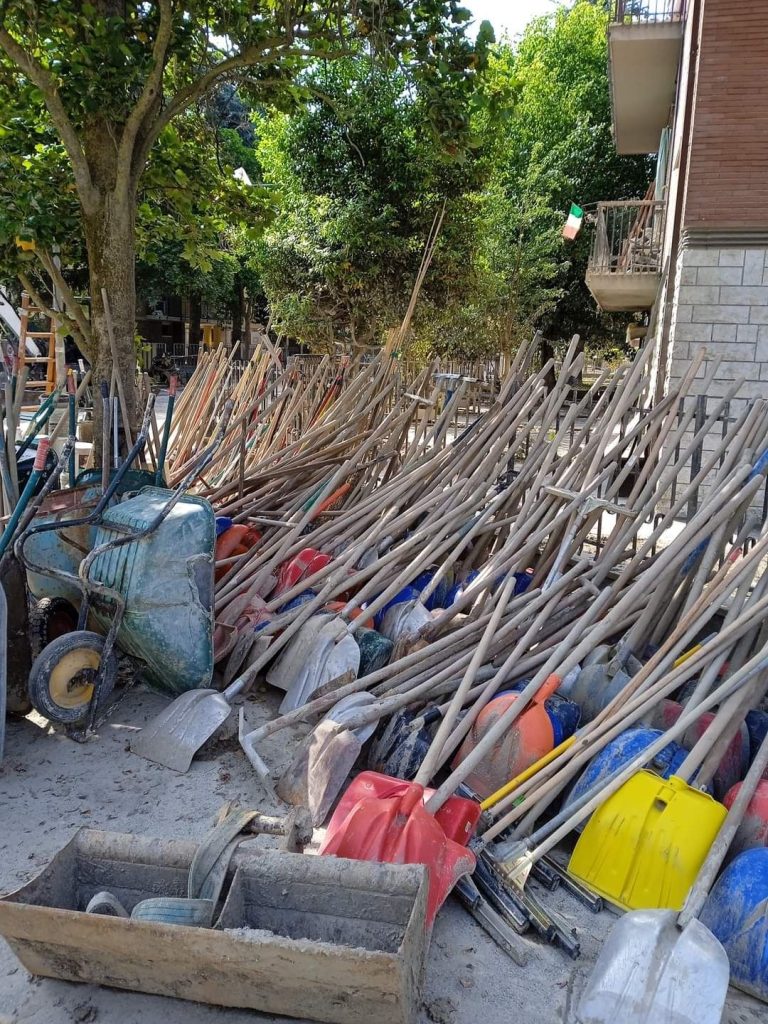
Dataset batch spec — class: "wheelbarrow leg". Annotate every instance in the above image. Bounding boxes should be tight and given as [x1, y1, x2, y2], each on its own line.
[68, 594, 126, 742]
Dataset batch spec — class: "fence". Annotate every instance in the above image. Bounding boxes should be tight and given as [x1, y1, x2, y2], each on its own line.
[589, 200, 665, 277]
[614, 0, 686, 24]
[544, 387, 768, 565]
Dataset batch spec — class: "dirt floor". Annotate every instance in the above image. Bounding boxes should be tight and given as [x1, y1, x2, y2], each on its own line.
[1, 684, 765, 1024]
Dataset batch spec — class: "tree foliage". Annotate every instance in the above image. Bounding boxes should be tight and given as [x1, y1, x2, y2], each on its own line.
[501, 2, 651, 346]
[254, 55, 490, 352]
[0, 1, 485, 431]
[252, 2, 651, 360]
[0, 1, 654, 379]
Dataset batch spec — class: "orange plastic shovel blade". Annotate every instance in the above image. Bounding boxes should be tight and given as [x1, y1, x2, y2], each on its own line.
[319, 776, 477, 925]
[325, 770, 481, 846]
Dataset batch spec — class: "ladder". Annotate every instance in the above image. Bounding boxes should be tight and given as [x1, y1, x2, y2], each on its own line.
[18, 292, 57, 397]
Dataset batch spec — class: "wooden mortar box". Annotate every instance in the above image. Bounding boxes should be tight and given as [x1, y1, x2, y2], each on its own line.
[0, 828, 428, 1024]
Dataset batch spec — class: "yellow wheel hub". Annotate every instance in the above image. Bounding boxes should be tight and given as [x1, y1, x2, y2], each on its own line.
[48, 648, 100, 709]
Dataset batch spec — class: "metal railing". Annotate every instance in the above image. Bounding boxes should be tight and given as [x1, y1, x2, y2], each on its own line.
[614, 0, 686, 24]
[589, 200, 665, 276]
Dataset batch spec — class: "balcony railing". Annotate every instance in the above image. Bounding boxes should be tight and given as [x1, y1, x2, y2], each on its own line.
[614, 1, 685, 24]
[589, 200, 664, 277]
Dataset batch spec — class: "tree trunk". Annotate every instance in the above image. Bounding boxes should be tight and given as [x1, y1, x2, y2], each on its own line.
[82, 190, 138, 457]
[188, 290, 202, 349]
[540, 336, 557, 392]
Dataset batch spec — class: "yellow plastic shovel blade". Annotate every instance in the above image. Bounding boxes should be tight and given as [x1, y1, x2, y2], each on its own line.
[568, 771, 726, 911]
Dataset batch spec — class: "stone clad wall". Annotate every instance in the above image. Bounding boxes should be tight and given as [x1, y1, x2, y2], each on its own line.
[669, 246, 768, 403]
[664, 244, 768, 512]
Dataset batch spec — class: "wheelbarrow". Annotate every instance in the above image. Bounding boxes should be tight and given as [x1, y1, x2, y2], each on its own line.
[22, 468, 156, 609]
[0, 436, 81, 725]
[16, 399, 232, 737]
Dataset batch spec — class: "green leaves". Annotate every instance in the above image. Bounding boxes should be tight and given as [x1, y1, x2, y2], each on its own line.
[0, 0, 647, 364]
[253, 54, 486, 352]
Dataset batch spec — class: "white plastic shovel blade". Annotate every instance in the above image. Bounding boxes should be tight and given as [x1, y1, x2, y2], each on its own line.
[576, 910, 730, 1024]
[278, 623, 359, 714]
[379, 600, 432, 642]
[266, 614, 330, 692]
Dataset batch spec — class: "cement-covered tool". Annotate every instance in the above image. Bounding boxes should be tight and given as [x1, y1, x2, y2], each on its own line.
[489, 648, 768, 895]
[319, 574, 518, 923]
[130, 674, 253, 773]
[569, 644, 768, 911]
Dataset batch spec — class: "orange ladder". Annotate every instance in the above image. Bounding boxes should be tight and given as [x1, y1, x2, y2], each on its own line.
[17, 292, 57, 398]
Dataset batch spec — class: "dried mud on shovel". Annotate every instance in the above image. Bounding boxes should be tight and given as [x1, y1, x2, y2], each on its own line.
[277, 719, 362, 825]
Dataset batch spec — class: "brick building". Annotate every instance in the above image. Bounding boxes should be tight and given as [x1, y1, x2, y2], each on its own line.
[585, 0, 768, 407]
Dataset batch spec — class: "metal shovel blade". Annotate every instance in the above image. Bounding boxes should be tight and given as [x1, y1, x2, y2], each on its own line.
[576, 909, 729, 1024]
[277, 692, 378, 823]
[130, 689, 234, 773]
[266, 614, 331, 693]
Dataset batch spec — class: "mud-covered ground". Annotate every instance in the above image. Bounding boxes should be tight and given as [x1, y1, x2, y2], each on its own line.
[1, 685, 764, 1024]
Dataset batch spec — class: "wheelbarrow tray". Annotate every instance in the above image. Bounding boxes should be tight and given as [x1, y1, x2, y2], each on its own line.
[0, 828, 428, 1024]
[24, 472, 156, 605]
[89, 487, 215, 694]
[23, 482, 102, 604]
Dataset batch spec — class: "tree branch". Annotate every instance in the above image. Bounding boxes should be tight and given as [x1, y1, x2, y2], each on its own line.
[157, 47, 273, 140]
[0, 27, 97, 211]
[35, 250, 94, 356]
[116, 0, 173, 196]
[134, 39, 354, 179]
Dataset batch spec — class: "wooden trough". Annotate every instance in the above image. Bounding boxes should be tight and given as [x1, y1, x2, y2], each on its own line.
[0, 829, 428, 1024]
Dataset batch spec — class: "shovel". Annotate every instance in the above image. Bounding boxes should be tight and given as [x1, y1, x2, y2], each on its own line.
[275, 691, 379, 821]
[130, 674, 252, 772]
[319, 573, 525, 924]
[575, 727, 768, 1024]
[569, 628, 768, 911]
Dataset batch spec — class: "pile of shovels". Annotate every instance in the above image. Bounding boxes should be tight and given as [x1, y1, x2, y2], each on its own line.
[128, 330, 768, 1013]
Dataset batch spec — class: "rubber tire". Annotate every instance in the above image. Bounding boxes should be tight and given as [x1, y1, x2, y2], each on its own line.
[29, 597, 80, 659]
[28, 631, 117, 724]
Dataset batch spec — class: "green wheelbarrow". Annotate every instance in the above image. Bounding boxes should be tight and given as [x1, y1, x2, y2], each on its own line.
[16, 399, 233, 738]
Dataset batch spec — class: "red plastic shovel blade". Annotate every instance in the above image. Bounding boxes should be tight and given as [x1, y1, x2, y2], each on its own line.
[273, 548, 332, 598]
[325, 771, 481, 846]
[319, 778, 477, 926]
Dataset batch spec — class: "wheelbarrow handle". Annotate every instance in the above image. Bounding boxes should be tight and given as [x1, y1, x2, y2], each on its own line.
[15, 385, 63, 461]
[6, 435, 75, 576]
[13, 397, 156, 590]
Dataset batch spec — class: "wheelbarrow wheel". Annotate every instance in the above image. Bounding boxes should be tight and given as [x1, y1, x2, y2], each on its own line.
[30, 597, 79, 658]
[28, 631, 117, 724]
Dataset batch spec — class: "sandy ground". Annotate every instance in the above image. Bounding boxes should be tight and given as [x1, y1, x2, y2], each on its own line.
[1, 684, 765, 1024]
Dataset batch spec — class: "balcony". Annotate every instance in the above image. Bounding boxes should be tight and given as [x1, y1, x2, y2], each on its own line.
[586, 199, 664, 312]
[609, 1, 685, 154]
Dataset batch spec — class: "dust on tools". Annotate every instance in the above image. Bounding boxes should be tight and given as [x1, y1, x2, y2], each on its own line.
[20, 399, 232, 737]
[575, 729, 768, 1024]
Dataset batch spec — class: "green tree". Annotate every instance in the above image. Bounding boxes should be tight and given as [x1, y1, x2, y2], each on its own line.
[255, 53, 491, 352]
[136, 102, 269, 352]
[497, 1, 651, 348]
[0, 1, 482, 430]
